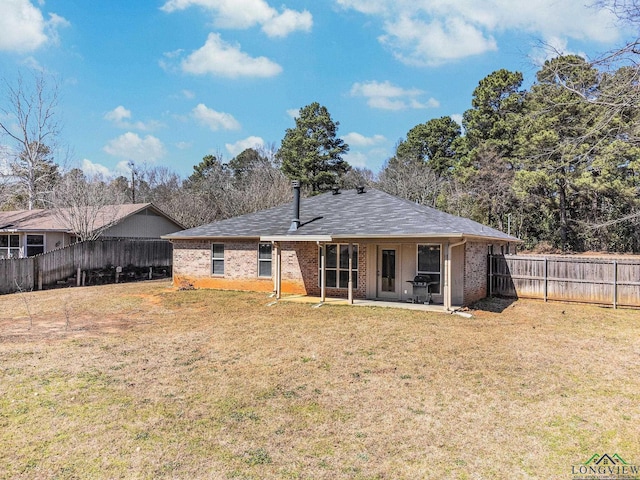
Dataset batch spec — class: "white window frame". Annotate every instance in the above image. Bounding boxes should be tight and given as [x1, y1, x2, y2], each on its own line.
[258, 243, 272, 278]
[0, 234, 21, 259]
[417, 244, 442, 294]
[211, 243, 224, 276]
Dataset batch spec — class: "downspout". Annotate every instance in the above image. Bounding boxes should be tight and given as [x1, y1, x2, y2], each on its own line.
[348, 242, 353, 304]
[273, 241, 282, 299]
[445, 238, 467, 311]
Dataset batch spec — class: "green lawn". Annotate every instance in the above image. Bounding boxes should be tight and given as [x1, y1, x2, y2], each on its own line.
[0, 281, 638, 479]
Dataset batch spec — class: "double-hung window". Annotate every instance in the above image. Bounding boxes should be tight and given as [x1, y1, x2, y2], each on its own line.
[211, 243, 224, 275]
[258, 243, 272, 277]
[318, 244, 358, 289]
[0, 234, 20, 259]
[417, 244, 441, 294]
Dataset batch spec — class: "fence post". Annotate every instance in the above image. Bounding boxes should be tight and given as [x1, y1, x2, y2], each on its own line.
[35, 257, 42, 291]
[543, 257, 548, 302]
[613, 260, 618, 310]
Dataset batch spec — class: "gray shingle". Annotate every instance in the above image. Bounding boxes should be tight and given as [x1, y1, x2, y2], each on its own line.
[166, 188, 519, 241]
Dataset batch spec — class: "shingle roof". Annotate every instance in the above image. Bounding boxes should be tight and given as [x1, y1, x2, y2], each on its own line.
[0, 203, 183, 232]
[166, 188, 520, 242]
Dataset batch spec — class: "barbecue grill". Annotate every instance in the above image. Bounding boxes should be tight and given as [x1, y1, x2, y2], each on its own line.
[406, 275, 438, 304]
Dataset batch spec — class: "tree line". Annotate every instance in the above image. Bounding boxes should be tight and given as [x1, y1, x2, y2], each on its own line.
[1, 51, 640, 252]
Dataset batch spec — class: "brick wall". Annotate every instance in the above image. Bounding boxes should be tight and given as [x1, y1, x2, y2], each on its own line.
[172, 240, 273, 292]
[463, 241, 489, 304]
[172, 239, 367, 298]
[462, 241, 511, 304]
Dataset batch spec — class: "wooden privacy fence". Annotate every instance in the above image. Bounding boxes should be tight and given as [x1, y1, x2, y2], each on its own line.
[489, 254, 640, 308]
[0, 239, 173, 295]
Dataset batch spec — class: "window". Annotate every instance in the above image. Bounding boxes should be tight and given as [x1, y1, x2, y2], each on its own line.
[258, 243, 272, 277]
[417, 244, 441, 294]
[318, 243, 358, 289]
[0, 234, 20, 259]
[26, 235, 44, 257]
[212, 243, 224, 275]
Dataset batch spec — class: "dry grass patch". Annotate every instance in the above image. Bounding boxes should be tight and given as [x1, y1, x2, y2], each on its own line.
[1, 281, 639, 479]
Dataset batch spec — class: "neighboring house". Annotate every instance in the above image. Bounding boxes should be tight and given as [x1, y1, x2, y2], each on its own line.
[0, 203, 184, 259]
[165, 185, 521, 311]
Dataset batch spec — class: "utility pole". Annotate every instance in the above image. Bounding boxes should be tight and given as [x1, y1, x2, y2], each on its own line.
[128, 160, 136, 204]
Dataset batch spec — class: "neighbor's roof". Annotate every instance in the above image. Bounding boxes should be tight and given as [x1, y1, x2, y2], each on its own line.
[0, 203, 184, 233]
[166, 188, 520, 242]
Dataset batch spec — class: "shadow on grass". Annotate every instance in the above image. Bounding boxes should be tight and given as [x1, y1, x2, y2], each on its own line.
[470, 296, 518, 313]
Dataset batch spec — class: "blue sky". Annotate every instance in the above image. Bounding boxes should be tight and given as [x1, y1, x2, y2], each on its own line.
[0, 0, 632, 178]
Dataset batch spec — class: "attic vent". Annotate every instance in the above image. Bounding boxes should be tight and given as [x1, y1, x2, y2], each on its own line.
[356, 186, 366, 194]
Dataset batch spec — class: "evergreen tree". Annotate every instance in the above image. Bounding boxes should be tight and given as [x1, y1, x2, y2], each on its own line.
[277, 102, 350, 193]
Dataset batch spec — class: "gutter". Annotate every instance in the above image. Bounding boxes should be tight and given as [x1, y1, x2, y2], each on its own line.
[260, 235, 332, 242]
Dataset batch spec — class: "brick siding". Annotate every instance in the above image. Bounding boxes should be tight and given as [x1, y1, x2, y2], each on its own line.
[172, 239, 366, 298]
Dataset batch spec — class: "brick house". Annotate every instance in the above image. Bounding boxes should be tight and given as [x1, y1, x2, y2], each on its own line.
[165, 185, 520, 311]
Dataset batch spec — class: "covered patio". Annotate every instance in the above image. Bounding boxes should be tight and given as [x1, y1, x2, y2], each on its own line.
[267, 238, 467, 312]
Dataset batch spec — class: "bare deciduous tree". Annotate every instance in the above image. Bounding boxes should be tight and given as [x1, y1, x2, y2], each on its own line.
[0, 71, 62, 210]
[377, 158, 444, 208]
[50, 170, 125, 241]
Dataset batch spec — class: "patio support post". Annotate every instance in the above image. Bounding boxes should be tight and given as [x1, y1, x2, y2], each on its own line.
[348, 242, 353, 304]
[446, 238, 467, 311]
[319, 242, 326, 303]
[274, 241, 282, 300]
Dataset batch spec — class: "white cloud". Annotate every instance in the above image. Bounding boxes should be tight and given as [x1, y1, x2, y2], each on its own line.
[350, 80, 438, 110]
[286, 108, 300, 119]
[343, 151, 369, 168]
[81, 159, 112, 178]
[341, 132, 390, 170]
[104, 106, 163, 131]
[336, 0, 624, 66]
[342, 132, 386, 147]
[103, 132, 167, 163]
[381, 16, 498, 66]
[451, 114, 463, 126]
[180, 33, 282, 78]
[160, 0, 312, 38]
[225, 136, 265, 156]
[192, 103, 241, 131]
[0, 0, 69, 53]
[104, 106, 132, 123]
[0, 146, 11, 175]
[261, 8, 312, 38]
[114, 161, 134, 176]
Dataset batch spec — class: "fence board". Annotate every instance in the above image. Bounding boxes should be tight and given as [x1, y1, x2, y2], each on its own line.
[0, 239, 172, 295]
[489, 254, 640, 308]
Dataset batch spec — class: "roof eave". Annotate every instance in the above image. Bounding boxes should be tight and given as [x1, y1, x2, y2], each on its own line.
[163, 234, 262, 241]
[165, 232, 521, 243]
[260, 235, 333, 242]
[462, 233, 523, 243]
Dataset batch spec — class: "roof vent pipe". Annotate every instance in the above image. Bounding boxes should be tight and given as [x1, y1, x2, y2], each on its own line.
[289, 180, 301, 232]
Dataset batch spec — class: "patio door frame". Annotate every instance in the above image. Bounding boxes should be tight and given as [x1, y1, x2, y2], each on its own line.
[377, 245, 400, 300]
